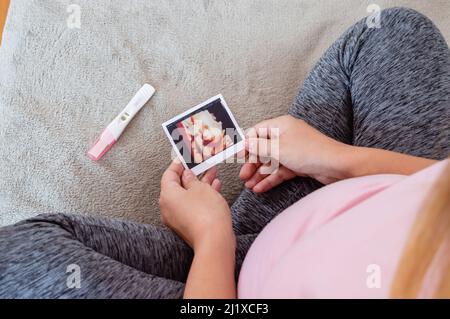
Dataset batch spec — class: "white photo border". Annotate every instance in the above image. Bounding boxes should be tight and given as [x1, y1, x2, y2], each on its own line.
[162, 94, 245, 175]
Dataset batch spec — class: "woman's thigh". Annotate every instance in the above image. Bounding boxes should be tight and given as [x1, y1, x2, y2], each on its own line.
[291, 7, 449, 159]
[348, 8, 449, 158]
[0, 214, 185, 298]
[0, 213, 255, 298]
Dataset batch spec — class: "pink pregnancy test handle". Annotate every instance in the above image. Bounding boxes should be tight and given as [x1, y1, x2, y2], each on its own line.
[86, 128, 117, 161]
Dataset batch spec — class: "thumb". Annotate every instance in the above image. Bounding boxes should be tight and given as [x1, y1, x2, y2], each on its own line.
[182, 169, 199, 189]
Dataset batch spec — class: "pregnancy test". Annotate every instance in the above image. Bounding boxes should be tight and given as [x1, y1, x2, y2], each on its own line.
[87, 84, 155, 161]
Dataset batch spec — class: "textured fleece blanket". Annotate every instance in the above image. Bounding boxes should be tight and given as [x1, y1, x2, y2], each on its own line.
[1, 0, 449, 226]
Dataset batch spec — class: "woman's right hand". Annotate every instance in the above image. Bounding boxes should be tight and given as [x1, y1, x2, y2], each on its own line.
[160, 161, 235, 251]
[240, 115, 351, 192]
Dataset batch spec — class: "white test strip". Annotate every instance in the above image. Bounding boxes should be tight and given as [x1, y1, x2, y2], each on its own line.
[87, 84, 155, 161]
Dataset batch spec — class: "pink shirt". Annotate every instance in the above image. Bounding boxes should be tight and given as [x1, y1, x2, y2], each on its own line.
[238, 160, 448, 298]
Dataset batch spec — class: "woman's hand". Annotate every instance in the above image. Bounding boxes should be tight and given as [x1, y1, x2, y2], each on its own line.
[240, 115, 437, 193]
[159, 161, 235, 251]
[240, 115, 350, 192]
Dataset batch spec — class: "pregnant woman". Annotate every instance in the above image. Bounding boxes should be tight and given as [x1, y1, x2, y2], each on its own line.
[1, 7, 449, 298]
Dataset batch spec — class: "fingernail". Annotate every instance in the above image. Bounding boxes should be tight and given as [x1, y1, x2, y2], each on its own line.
[183, 169, 193, 177]
[182, 169, 195, 182]
[253, 185, 262, 193]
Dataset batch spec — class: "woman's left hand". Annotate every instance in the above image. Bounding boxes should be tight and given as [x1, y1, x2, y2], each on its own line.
[159, 160, 235, 251]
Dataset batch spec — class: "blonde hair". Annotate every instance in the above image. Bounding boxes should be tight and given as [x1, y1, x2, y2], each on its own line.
[390, 159, 450, 298]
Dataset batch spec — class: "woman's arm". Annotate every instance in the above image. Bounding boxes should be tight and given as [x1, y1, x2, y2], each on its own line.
[341, 146, 437, 179]
[184, 229, 236, 299]
[159, 162, 236, 299]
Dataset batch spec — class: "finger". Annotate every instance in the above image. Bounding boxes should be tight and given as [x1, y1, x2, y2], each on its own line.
[212, 178, 222, 192]
[247, 163, 286, 191]
[182, 169, 200, 189]
[245, 167, 267, 189]
[236, 147, 246, 159]
[161, 160, 185, 190]
[253, 119, 280, 138]
[239, 162, 261, 181]
[253, 119, 275, 131]
[244, 161, 278, 189]
[236, 148, 247, 165]
[246, 137, 273, 159]
[252, 166, 296, 193]
[201, 167, 218, 185]
[245, 127, 258, 164]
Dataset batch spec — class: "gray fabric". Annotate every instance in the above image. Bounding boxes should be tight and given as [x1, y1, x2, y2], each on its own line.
[1, 1, 450, 227]
[0, 213, 254, 298]
[1, 7, 449, 298]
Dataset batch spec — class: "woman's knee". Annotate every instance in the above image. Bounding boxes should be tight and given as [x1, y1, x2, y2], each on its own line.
[380, 7, 436, 30]
[13, 213, 77, 236]
[369, 7, 446, 46]
[347, 7, 443, 48]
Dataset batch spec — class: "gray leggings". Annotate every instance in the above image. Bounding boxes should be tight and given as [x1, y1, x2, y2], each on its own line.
[1, 8, 449, 298]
